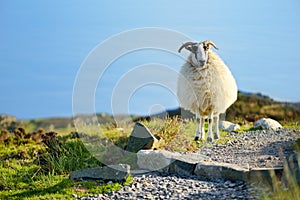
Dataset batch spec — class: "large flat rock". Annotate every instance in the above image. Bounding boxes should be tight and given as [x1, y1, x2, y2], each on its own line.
[137, 150, 173, 173]
[194, 161, 249, 181]
[137, 149, 286, 187]
[69, 164, 130, 182]
[137, 150, 210, 175]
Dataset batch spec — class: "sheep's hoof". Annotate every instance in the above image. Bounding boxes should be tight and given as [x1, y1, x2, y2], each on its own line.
[207, 137, 213, 142]
[194, 136, 199, 141]
[214, 135, 219, 140]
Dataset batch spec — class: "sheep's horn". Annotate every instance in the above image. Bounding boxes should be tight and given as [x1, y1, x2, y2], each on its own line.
[178, 42, 195, 53]
[205, 40, 219, 50]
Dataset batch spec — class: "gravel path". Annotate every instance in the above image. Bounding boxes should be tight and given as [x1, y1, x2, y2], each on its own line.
[78, 173, 263, 200]
[199, 128, 300, 169]
[78, 128, 300, 200]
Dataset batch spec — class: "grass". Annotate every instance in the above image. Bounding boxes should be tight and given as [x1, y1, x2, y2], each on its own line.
[0, 128, 132, 199]
[1, 117, 300, 199]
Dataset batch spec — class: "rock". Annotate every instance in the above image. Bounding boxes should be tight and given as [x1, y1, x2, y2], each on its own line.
[69, 164, 130, 182]
[126, 122, 160, 152]
[137, 150, 172, 172]
[247, 167, 283, 189]
[254, 118, 282, 130]
[287, 152, 300, 185]
[169, 160, 195, 176]
[194, 161, 249, 181]
[219, 121, 240, 132]
[137, 150, 210, 175]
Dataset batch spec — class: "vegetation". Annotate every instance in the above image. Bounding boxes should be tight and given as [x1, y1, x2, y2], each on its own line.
[14, 91, 300, 131]
[0, 127, 132, 199]
[0, 114, 233, 199]
[0, 91, 300, 199]
[226, 91, 300, 124]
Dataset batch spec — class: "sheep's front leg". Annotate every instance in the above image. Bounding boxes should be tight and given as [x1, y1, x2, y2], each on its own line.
[213, 115, 220, 140]
[195, 112, 205, 141]
[207, 113, 214, 142]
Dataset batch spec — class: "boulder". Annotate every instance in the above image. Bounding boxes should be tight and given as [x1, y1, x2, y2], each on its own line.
[194, 161, 249, 181]
[69, 164, 130, 182]
[254, 118, 282, 130]
[126, 122, 160, 152]
[219, 121, 240, 132]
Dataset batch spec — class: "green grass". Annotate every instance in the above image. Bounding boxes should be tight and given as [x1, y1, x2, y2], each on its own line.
[0, 128, 132, 199]
[1, 117, 300, 199]
[283, 121, 300, 130]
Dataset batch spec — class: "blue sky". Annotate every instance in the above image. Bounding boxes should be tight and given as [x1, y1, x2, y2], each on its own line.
[1, 0, 300, 119]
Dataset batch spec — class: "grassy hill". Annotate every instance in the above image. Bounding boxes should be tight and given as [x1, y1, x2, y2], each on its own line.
[148, 91, 300, 124]
[226, 91, 300, 123]
[1, 91, 299, 132]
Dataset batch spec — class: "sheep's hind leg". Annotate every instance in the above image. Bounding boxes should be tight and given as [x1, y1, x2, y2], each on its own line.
[213, 115, 220, 140]
[200, 117, 205, 140]
[207, 113, 214, 142]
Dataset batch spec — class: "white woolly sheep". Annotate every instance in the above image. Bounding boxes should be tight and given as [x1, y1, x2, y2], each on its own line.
[177, 40, 237, 142]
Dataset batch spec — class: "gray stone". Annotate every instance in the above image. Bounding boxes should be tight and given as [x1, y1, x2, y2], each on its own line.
[219, 121, 240, 132]
[247, 167, 284, 190]
[254, 118, 282, 130]
[169, 160, 195, 176]
[194, 160, 249, 181]
[137, 150, 210, 175]
[126, 122, 160, 152]
[69, 164, 130, 182]
[287, 152, 300, 185]
[169, 152, 211, 176]
[137, 150, 172, 172]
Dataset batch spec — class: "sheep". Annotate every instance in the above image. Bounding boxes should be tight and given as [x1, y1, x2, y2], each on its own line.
[177, 40, 237, 142]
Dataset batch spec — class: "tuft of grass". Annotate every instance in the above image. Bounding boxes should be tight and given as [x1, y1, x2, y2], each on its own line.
[40, 138, 103, 175]
[283, 121, 300, 130]
[141, 117, 198, 152]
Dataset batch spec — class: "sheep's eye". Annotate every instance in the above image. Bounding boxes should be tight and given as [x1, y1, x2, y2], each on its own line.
[203, 46, 208, 51]
[192, 45, 198, 52]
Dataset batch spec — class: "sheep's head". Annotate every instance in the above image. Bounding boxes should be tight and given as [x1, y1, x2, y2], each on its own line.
[178, 40, 218, 67]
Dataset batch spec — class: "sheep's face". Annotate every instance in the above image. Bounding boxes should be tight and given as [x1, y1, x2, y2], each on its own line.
[178, 40, 219, 68]
[190, 42, 209, 67]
